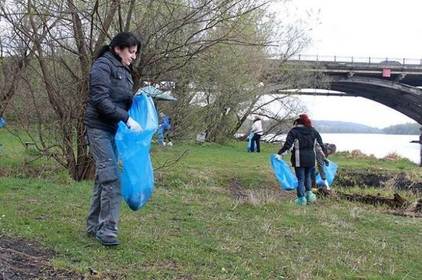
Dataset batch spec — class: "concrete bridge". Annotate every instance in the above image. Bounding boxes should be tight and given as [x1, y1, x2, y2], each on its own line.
[274, 55, 422, 124]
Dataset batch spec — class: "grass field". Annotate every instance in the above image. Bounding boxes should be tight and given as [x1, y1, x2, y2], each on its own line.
[1, 129, 422, 279]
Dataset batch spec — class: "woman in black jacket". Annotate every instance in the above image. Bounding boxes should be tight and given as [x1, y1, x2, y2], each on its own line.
[85, 32, 141, 246]
[277, 114, 326, 205]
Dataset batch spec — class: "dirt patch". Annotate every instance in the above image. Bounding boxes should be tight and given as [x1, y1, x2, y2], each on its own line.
[335, 191, 422, 218]
[336, 192, 409, 208]
[387, 198, 422, 218]
[228, 177, 422, 218]
[0, 236, 83, 280]
[229, 179, 296, 205]
[335, 169, 422, 192]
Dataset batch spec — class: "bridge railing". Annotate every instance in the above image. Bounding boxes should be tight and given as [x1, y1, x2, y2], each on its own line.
[288, 54, 422, 65]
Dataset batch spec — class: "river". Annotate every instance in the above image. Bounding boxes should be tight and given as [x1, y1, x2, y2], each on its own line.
[267, 133, 421, 164]
[320, 133, 421, 163]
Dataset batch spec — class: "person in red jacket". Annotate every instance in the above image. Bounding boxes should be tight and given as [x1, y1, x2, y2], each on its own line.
[277, 114, 326, 205]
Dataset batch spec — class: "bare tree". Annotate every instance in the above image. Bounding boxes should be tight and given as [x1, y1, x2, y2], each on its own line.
[0, 0, 280, 180]
[0, 27, 32, 117]
[166, 5, 317, 143]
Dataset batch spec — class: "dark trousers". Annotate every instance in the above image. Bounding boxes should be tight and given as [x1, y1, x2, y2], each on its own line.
[295, 166, 315, 198]
[86, 128, 121, 238]
[250, 133, 261, 152]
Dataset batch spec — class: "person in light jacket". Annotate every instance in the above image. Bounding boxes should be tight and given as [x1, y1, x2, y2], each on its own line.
[250, 117, 263, 152]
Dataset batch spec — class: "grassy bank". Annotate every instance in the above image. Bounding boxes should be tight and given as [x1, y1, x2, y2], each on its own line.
[1, 129, 422, 279]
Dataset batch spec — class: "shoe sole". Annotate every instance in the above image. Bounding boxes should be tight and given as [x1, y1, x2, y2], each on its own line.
[96, 236, 120, 246]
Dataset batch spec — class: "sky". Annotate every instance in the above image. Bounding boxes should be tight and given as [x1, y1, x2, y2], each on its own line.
[271, 0, 422, 128]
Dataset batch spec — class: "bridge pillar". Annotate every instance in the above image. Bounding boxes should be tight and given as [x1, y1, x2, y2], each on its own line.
[420, 130, 422, 167]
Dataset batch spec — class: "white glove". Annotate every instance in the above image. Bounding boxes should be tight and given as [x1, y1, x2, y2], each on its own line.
[126, 117, 143, 132]
[275, 154, 282, 160]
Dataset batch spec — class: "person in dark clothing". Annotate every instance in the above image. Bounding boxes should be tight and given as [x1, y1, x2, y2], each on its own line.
[84, 32, 141, 246]
[277, 114, 327, 205]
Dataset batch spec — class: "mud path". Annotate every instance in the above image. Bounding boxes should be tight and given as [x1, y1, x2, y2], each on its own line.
[0, 236, 83, 280]
[336, 169, 422, 192]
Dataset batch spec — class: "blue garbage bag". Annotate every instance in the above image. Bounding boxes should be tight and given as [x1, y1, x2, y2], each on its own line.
[270, 154, 297, 190]
[0, 117, 6, 128]
[316, 160, 337, 187]
[115, 88, 159, 211]
[246, 132, 253, 152]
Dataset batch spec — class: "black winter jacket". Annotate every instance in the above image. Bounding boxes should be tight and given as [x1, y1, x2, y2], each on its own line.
[278, 125, 326, 167]
[85, 51, 134, 133]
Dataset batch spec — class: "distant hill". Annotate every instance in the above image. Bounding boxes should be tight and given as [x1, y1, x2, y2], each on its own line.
[382, 123, 421, 135]
[314, 120, 381, 133]
[238, 119, 421, 135]
[314, 120, 421, 135]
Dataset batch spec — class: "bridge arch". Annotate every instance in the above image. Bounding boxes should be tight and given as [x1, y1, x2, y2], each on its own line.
[329, 76, 422, 124]
[273, 57, 422, 124]
[268, 76, 422, 124]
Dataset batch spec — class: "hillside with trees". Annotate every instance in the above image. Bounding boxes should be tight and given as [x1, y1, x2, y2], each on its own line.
[382, 123, 421, 135]
[313, 120, 421, 135]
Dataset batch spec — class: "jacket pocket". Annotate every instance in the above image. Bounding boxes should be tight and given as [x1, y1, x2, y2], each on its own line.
[110, 68, 123, 80]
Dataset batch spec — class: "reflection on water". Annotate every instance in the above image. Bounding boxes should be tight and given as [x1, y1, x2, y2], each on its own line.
[268, 133, 421, 164]
[321, 133, 420, 163]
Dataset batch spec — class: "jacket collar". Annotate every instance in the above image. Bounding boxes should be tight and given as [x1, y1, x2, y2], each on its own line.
[103, 51, 128, 69]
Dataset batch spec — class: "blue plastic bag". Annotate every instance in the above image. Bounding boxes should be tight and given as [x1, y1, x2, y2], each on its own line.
[271, 154, 338, 190]
[316, 160, 338, 187]
[115, 89, 159, 211]
[270, 154, 297, 190]
[0, 117, 6, 128]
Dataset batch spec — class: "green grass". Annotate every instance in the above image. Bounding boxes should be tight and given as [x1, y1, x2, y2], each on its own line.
[1, 129, 422, 279]
[330, 151, 418, 172]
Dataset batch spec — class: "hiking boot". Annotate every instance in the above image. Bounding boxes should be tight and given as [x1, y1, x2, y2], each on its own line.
[96, 235, 120, 246]
[295, 196, 307, 206]
[86, 231, 96, 238]
[305, 191, 317, 203]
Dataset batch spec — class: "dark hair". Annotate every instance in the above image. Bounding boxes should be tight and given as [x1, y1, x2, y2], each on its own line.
[95, 32, 141, 59]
